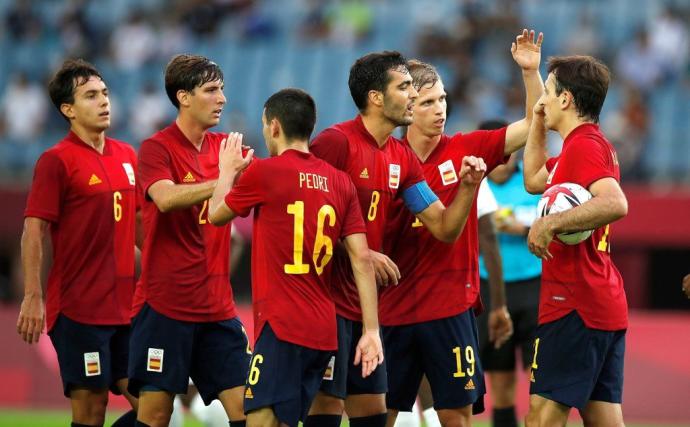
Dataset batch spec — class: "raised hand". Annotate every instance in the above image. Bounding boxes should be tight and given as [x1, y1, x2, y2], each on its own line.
[219, 132, 253, 173]
[511, 28, 543, 71]
[459, 156, 487, 187]
[353, 328, 384, 378]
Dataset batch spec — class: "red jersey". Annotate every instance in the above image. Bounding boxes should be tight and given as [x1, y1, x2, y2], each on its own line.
[541, 123, 628, 330]
[225, 150, 365, 350]
[25, 131, 137, 331]
[135, 122, 235, 322]
[380, 129, 507, 325]
[310, 115, 425, 321]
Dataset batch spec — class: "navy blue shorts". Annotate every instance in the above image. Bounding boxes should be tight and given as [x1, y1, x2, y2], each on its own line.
[529, 310, 626, 410]
[48, 314, 130, 397]
[382, 309, 485, 412]
[243, 323, 332, 426]
[319, 316, 387, 399]
[127, 304, 252, 404]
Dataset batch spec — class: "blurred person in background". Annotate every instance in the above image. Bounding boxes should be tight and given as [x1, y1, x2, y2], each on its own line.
[0, 72, 49, 141]
[683, 274, 690, 299]
[18, 59, 139, 427]
[477, 121, 542, 427]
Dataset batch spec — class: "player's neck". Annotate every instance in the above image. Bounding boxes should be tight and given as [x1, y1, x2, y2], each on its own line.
[70, 124, 106, 154]
[360, 113, 396, 147]
[175, 115, 207, 150]
[406, 126, 441, 162]
[557, 115, 594, 141]
[277, 139, 309, 156]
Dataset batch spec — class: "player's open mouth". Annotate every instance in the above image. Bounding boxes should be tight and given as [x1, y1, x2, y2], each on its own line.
[99, 111, 110, 118]
[212, 109, 222, 117]
[434, 118, 445, 126]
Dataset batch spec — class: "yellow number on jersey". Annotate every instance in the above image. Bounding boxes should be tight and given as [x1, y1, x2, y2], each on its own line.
[113, 191, 123, 222]
[248, 354, 264, 385]
[452, 346, 476, 378]
[198, 200, 208, 225]
[367, 191, 380, 221]
[531, 337, 540, 370]
[597, 224, 610, 252]
[285, 201, 338, 275]
[411, 216, 423, 228]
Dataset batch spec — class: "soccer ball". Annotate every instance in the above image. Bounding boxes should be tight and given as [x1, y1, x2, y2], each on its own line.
[537, 182, 594, 245]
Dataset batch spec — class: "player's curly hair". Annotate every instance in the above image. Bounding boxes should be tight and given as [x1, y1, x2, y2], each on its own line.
[348, 51, 408, 112]
[165, 54, 224, 109]
[48, 59, 103, 122]
[548, 55, 610, 123]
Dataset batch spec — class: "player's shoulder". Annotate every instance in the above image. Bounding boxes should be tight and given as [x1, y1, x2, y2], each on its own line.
[204, 130, 227, 145]
[567, 124, 614, 153]
[106, 137, 136, 156]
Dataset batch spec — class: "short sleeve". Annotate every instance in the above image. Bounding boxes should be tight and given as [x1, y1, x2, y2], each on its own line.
[400, 145, 425, 192]
[25, 152, 67, 222]
[564, 138, 618, 188]
[476, 179, 498, 218]
[451, 128, 508, 173]
[225, 160, 264, 217]
[545, 156, 559, 172]
[310, 128, 350, 171]
[137, 139, 174, 200]
[340, 178, 367, 237]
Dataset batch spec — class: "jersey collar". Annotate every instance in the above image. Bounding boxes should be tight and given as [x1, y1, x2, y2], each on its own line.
[65, 130, 111, 155]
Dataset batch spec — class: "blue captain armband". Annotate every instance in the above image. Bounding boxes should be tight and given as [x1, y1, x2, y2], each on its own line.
[402, 181, 439, 214]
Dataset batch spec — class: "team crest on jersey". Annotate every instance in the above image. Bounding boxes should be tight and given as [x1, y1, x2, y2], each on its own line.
[322, 356, 336, 381]
[546, 162, 558, 185]
[122, 163, 135, 185]
[84, 352, 101, 376]
[438, 159, 458, 185]
[388, 164, 401, 189]
[147, 348, 164, 372]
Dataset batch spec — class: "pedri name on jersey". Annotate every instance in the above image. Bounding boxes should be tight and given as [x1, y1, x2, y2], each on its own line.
[299, 172, 329, 193]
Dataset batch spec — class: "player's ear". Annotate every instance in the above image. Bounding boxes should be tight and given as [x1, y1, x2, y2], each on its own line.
[368, 90, 384, 108]
[60, 103, 75, 120]
[177, 89, 190, 108]
[560, 91, 572, 111]
[270, 118, 281, 138]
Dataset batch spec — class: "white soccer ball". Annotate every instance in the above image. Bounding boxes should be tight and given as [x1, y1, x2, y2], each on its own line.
[537, 182, 594, 245]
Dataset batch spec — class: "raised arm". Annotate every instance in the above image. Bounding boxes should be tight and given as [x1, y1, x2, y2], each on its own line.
[416, 156, 487, 243]
[17, 217, 48, 344]
[343, 232, 384, 377]
[208, 132, 253, 225]
[505, 29, 545, 155]
[523, 105, 550, 194]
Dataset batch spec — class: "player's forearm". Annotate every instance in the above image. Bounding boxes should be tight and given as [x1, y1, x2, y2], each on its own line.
[434, 183, 478, 243]
[208, 170, 238, 225]
[545, 194, 628, 235]
[523, 116, 548, 194]
[347, 236, 380, 331]
[153, 180, 216, 213]
[20, 221, 46, 298]
[523, 69, 544, 123]
[478, 216, 506, 308]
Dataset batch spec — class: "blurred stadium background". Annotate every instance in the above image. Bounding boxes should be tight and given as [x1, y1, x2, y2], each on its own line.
[0, 0, 688, 425]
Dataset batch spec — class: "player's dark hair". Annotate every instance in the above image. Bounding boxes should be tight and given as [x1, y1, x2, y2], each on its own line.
[165, 54, 224, 109]
[264, 88, 316, 141]
[48, 59, 103, 122]
[348, 51, 408, 112]
[547, 55, 609, 123]
[478, 119, 508, 131]
[406, 59, 440, 91]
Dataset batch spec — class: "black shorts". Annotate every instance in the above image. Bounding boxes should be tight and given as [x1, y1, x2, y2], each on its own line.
[319, 315, 387, 399]
[127, 303, 252, 404]
[382, 310, 485, 412]
[477, 276, 540, 371]
[243, 323, 332, 426]
[529, 310, 626, 410]
[48, 314, 130, 397]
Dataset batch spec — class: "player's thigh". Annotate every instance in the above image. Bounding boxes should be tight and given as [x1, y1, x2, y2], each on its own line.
[244, 322, 332, 426]
[580, 400, 624, 427]
[48, 314, 120, 399]
[346, 320, 387, 398]
[420, 311, 485, 411]
[436, 405, 472, 427]
[127, 304, 194, 398]
[525, 393, 570, 427]
[246, 407, 281, 427]
[381, 323, 424, 412]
